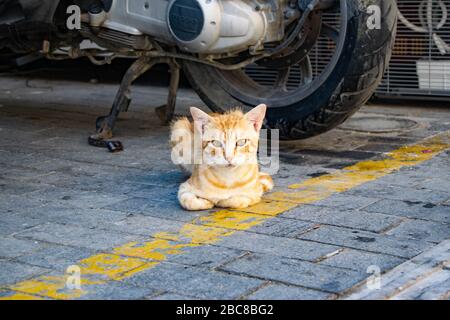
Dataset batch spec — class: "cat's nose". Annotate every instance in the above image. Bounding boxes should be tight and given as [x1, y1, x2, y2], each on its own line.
[225, 156, 233, 163]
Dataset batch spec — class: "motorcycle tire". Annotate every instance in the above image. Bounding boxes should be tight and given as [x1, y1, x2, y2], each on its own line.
[183, 0, 398, 140]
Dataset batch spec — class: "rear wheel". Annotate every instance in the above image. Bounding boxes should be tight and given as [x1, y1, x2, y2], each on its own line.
[184, 0, 398, 140]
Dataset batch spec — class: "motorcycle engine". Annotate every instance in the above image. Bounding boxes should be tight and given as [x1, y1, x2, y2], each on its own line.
[88, 0, 288, 55]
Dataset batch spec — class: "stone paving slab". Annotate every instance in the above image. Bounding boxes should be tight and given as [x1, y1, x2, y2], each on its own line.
[0, 237, 46, 259]
[0, 260, 50, 286]
[364, 199, 449, 224]
[247, 283, 333, 300]
[77, 281, 159, 300]
[297, 225, 434, 259]
[219, 253, 366, 294]
[122, 263, 264, 300]
[247, 217, 316, 237]
[14, 244, 97, 272]
[166, 245, 246, 269]
[386, 219, 450, 244]
[0, 213, 41, 237]
[318, 249, 406, 273]
[15, 223, 144, 251]
[281, 205, 403, 233]
[347, 184, 450, 204]
[103, 195, 207, 221]
[215, 231, 342, 262]
[344, 240, 450, 300]
[309, 194, 379, 210]
[11, 205, 130, 229]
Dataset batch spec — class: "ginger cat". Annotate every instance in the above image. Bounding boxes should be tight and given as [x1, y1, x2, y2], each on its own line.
[170, 104, 274, 211]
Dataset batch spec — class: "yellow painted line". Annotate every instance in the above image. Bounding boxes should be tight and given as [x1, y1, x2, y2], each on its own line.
[266, 134, 450, 203]
[2, 131, 449, 300]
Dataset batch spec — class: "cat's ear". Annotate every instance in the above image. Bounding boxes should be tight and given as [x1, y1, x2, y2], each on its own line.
[245, 104, 267, 132]
[190, 107, 212, 133]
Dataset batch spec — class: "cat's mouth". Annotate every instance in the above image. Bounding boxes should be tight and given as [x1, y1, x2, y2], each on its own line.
[219, 162, 236, 168]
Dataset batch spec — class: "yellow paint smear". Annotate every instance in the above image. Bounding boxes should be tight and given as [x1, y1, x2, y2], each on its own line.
[196, 210, 269, 230]
[79, 254, 156, 282]
[235, 200, 299, 216]
[113, 239, 198, 260]
[0, 293, 44, 300]
[7, 275, 86, 300]
[3, 131, 449, 299]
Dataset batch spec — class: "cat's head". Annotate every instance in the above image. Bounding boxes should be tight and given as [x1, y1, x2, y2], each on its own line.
[191, 104, 267, 167]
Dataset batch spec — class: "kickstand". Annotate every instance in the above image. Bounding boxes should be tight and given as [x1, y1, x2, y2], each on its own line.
[155, 60, 181, 125]
[89, 56, 181, 151]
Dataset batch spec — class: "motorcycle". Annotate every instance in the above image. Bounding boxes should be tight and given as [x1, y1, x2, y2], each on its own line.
[0, 0, 397, 147]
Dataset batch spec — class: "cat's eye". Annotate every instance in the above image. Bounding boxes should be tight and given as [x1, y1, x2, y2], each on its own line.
[236, 139, 248, 147]
[211, 140, 223, 148]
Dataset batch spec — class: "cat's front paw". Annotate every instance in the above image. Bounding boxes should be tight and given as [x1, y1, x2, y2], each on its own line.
[217, 196, 260, 209]
[179, 193, 214, 211]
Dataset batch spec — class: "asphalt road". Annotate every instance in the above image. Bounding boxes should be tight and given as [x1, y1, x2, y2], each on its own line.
[0, 69, 449, 300]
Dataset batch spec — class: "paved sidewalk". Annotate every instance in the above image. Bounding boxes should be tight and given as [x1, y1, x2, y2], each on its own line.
[0, 74, 449, 300]
[345, 239, 449, 300]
